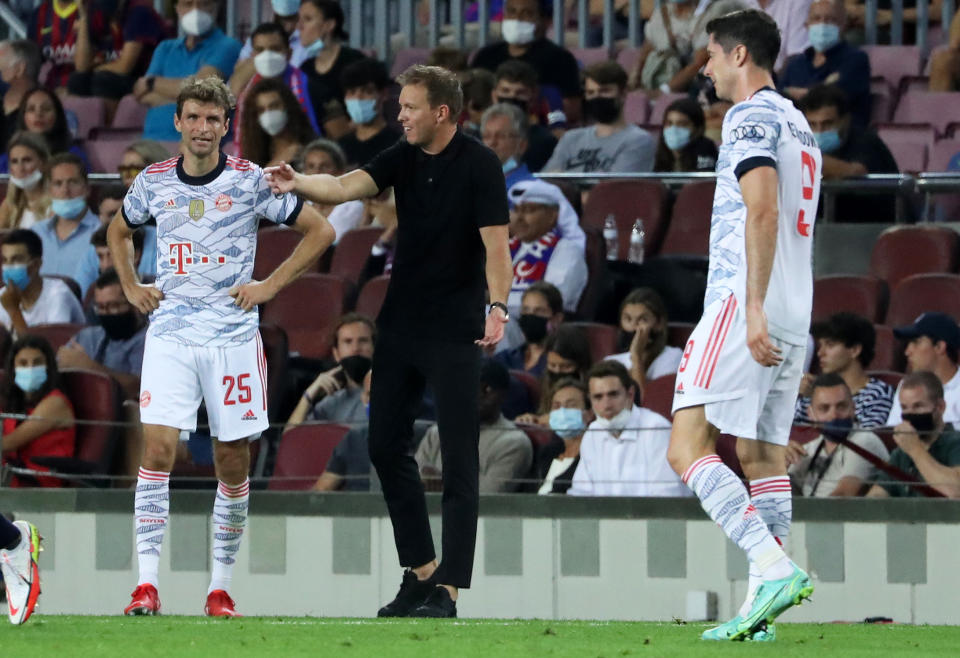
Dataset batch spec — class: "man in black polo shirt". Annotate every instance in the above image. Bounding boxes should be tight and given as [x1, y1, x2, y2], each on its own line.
[266, 65, 513, 618]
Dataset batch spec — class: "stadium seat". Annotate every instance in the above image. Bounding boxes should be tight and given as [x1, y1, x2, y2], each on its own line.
[575, 227, 606, 320]
[390, 47, 431, 79]
[648, 92, 687, 125]
[789, 424, 820, 445]
[869, 78, 894, 124]
[112, 94, 148, 129]
[254, 226, 304, 281]
[355, 274, 390, 320]
[869, 225, 959, 290]
[27, 323, 85, 351]
[874, 129, 928, 172]
[867, 369, 903, 391]
[640, 374, 675, 421]
[510, 369, 541, 412]
[329, 226, 382, 284]
[667, 322, 694, 349]
[870, 324, 901, 372]
[85, 139, 129, 174]
[886, 273, 960, 327]
[62, 95, 106, 140]
[863, 45, 923, 91]
[876, 123, 936, 155]
[581, 180, 668, 260]
[624, 89, 650, 125]
[893, 90, 960, 136]
[269, 423, 351, 491]
[261, 273, 351, 359]
[570, 47, 609, 68]
[659, 181, 715, 257]
[567, 321, 618, 363]
[616, 47, 643, 74]
[812, 274, 889, 323]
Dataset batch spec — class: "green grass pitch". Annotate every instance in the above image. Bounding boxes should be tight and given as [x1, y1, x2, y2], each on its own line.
[3, 618, 959, 657]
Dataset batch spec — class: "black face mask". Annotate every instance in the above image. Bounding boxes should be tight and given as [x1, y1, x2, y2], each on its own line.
[902, 412, 937, 436]
[518, 314, 549, 344]
[546, 369, 576, 387]
[616, 330, 635, 353]
[99, 311, 140, 341]
[339, 354, 372, 384]
[821, 416, 854, 442]
[497, 96, 528, 112]
[585, 96, 621, 124]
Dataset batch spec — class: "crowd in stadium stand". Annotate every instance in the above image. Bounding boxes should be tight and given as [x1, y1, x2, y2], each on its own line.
[0, 0, 959, 498]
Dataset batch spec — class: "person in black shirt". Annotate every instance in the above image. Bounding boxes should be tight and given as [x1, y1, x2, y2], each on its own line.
[653, 97, 718, 173]
[491, 60, 558, 173]
[799, 84, 899, 223]
[266, 65, 513, 619]
[472, 0, 582, 125]
[338, 58, 401, 168]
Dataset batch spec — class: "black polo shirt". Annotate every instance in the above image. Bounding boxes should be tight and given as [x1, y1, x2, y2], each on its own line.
[472, 38, 582, 100]
[362, 129, 509, 342]
[831, 126, 899, 222]
[338, 125, 402, 168]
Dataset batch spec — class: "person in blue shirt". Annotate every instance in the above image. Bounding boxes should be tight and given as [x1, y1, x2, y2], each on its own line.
[134, 0, 242, 141]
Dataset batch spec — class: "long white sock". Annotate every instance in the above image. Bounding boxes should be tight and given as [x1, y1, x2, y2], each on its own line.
[738, 476, 793, 617]
[682, 456, 792, 581]
[208, 479, 250, 595]
[134, 467, 170, 588]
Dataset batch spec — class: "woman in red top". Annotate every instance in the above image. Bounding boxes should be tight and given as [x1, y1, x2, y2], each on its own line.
[1, 335, 76, 487]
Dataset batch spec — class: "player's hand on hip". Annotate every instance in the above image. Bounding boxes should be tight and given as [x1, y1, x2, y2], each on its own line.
[746, 304, 782, 367]
[125, 283, 163, 314]
[476, 306, 508, 347]
[264, 162, 296, 195]
[228, 280, 275, 312]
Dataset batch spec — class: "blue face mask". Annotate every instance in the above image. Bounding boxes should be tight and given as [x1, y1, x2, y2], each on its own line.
[808, 23, 840, 53]
[814, 129, 842, 153]
[364, 402, 370, 419]
[549, 407, 585, 439]
[346, 98, 378, 125]
[15, 365, 47, 394]
[303, 38, 324, 58]
[2, 263, 31, 290]
[663, 125, 692, 151]
[271, 0, 300, 17]
[502, 156, 518, 173]
[51, 195, 87, 219]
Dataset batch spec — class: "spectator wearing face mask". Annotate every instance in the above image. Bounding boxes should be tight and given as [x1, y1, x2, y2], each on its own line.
[536, 377, 594, 494]
[239, 77, 318, 167]
[57, 269, 147, 401]
[237, 0, 306, 67]
[605, 288, 683, 394]
[337, 58, 401, 168]
[0, 132, 52, 230]
[517, 324, 593, 426]
[481, 103, 535, 191]
[652, 98, 718, 173]
[886, 313, 960, 427]
[496, 281, 563, 377]
[230, 22, 320, 156]
[490, 60, 557, 173]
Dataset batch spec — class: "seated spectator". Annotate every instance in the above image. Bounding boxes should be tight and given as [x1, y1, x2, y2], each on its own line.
[229, 22, 320, 156]
[237, 0, 306, 67]
[653, 97, 718, 173]
[460, 68, 496, 138]
[787, 373, 889, 497]
[930, 8, 960, 91]
[506, 179, 587, 314]
[28, 0, 108, 92]
[68, 0, 168, 116]
[867, 371, 960, 499]
[536, 377, 594, 494]
[794, 312, 894, 428]
[359, 188, 398, 282]
[496, 281, 563, 377]
[781, 0, 871, 127]
[741, 0, 812, 72]
[32, 153, 100, 293]
[136, 0, 242, 141]
[544, 61, 654, 174]
[491, 60, 557, 172]
[117, 140, 172, 188]
[799, 85, 897, 222]
[239, 77, 317, 167]
[606, 288, 683, 393]
[472, 0, 582, 124]
[0, 132, 52, 230]
[0, 40, 41, 147]
[887, 313, 960, 426]
[312, 370, 377, 491]
[297, 0, 366, 140]
[285, 313, 375, 430]
[298, 139, 367, 242]
[57, 268, 146, 400]
[0, 87, 91, 173]
[482, 103, 535, 190]
[416, 358, 533, 493]
[0, 230, 85, 335]
[338, 58, 401, 168]
[516, 324, 594, 425]
[96, 185, 127, 226]
[76, 218, 155, 299]
[88, 224, 146, 278]
[568, 360, 689, 497]
[426, 46, 470, 75]
[0, 335, 76, 488]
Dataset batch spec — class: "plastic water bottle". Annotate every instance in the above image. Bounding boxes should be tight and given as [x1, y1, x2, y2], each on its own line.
[628, 219, 646, 264]
[603, 214, 618, 261]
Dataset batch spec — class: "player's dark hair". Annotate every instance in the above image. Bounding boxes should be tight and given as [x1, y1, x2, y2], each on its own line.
[15, 86, 72, 153]
[798, 84, 850, 117]
[426, 46, 469, 73]
[251, 21, 290, 46]
[47, 151, 87, 183]
[522, 282, 563, 316]
[619, 287, 669, 370]
[587, 359, 634, 394]
[175, 76, 236, 120]
[653, 97, 707, 172]
[810, 372, 851, 399]
[2, 334, 60, 414]
[811, 312, 875, 368]
[240, 77, 317, 167]
[90, 224, 144, 253]
[95, 267, 122, 290]
[901, 370, 945, 404]
[583, 60, 628, 91]
[397, 65, 463, 121]
[340, 57, 390, 92]
[495, 60, 539, 89]
[5, 228, 43, 259]
[302, 0, 348, 40]
[706, 9, 781, 73]
[333, 312, 377, 348]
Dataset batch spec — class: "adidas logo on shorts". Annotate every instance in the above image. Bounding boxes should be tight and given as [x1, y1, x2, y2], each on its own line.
[241, 409, 257, 421]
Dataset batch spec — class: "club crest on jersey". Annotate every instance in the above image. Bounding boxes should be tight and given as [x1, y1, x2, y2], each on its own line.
[216, 194, 232, 212]
[188, 199, 205, 221]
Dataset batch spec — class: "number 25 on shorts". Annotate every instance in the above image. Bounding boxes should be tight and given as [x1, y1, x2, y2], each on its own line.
[223, 374, 252, 406]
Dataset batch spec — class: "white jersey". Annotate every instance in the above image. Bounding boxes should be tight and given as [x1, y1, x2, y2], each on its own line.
[122, 154, 303, 347]
[709, 87, 821, 346]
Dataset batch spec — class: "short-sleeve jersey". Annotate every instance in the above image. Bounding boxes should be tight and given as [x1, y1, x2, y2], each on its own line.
[122, 152, 302, 347]
[709, 87, 822, 346]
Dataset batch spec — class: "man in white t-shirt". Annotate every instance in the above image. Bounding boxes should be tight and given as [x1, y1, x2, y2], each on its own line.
[107, 76, 335, 619]
[0, 229, 84, 335]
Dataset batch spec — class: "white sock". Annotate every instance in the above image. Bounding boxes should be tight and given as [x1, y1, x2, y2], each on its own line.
[208, 479, 250, 595]
[738, 476, 793, 616]
[682, 456, 792, 581]
[134, 467, 170, 588]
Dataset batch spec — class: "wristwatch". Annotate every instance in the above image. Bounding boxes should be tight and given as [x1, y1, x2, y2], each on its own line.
[146, 76, 156, 93]
[490, 301, 509, 320]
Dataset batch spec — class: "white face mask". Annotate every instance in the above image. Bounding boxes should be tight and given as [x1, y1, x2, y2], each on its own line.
[501, 19, 536, 45]
[594, 407, 633, 434]
[253, 50, 287, 78]
[180, 9, 214, 37]
[258, 109, 288, 136]
[9, 169, 42, 191]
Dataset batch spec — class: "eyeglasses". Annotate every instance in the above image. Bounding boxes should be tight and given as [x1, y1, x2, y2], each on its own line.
[117, 165, 143, 177]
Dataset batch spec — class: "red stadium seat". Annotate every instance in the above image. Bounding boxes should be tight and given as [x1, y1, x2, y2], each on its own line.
[570, 48, 609, 67]
[641, 374, 675, 421]
[893, 90, 960, 136]
[928, 138, 960, 172]
[254, 227, 304, 281]
[261, 273, 350, 359]
[715, 434, 744, 478]
[863, 45, 923, 92]
[85, 139, 130, 174]
[566, 321, 618, 363]
[624, 89, 650, 125]
[355, 274, 390, 320]
[789, 424, 820, 445]
[26, 323, 85, 352]
[518, 423, 555, 451]
[869, 78, 894, 125]
[870, 324, 903, 372]
[660, 181, 715, 256]
[876, 123, 936, 154]
[616, 47, 644, 74]
[258, 324, 289, 419]
[812, 275, 889, 323]
[510, 369, 541, 412]
[869, 225, 959, 290]
[329, 226, 382, 284]
[648, 92, 688, 125]
[62, 95, 106, 140]
[667, 322, 695, 349]
[886, 273, 960, 327]
[582, 181, 668, 260]
[112, 94, 148, 129]
[269, 423, 351, 490]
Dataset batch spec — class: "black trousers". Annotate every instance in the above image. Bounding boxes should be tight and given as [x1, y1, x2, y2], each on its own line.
[368, 330, 480, 588]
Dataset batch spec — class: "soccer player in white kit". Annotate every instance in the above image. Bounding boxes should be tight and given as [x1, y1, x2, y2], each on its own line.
[107, 77, 335, 617]
[665, 10, 822, 641]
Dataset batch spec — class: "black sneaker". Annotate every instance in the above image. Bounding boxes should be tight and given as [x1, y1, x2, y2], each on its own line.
[377, 570, 434, 617]
[409, 586, 457, 618]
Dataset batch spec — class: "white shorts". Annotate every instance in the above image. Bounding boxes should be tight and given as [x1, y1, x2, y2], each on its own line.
[671, 295, 807, 444]
[139, 332, 268, 442]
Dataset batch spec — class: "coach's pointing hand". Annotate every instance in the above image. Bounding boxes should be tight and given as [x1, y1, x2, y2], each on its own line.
[125, 283, 164, 315]
[229, 280, 276, 311]
[264, 162, 297, 195]
[746, 304, 782, 367]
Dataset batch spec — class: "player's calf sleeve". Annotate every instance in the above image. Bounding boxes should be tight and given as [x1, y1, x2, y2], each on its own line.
[209, 479, 250, 595]
[135, 467, 170, 588]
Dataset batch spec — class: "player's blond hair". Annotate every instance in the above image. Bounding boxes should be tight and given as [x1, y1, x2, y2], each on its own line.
[175, 76, 236, 119]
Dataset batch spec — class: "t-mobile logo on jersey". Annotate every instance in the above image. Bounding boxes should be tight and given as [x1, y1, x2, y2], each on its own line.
[169, 243, 228, 275]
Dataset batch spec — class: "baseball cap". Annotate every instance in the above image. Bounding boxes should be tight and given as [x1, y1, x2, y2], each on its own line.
[893, 312, 960, 349]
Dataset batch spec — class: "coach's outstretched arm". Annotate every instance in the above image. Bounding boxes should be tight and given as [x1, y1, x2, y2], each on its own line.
[741, 166, 783, 368]
[477, 225, 512, 347]
[107, 211, 164, 314]
[265, 162, 379, 205]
